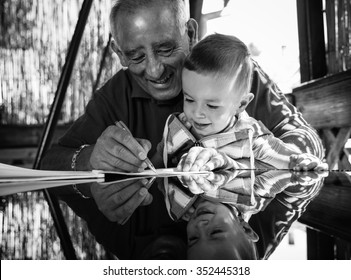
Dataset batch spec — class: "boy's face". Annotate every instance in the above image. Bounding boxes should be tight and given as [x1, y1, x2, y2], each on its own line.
[182, 69, 250, 138]
[186, 200, 254, 259]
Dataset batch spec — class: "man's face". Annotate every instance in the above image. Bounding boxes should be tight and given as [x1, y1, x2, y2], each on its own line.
[186, 200, 253, 259]
[182, 69, 243, 138]
[114, 5, 195, 101]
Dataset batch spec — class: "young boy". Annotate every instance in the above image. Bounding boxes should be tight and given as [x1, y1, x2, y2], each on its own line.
[163, 167, 327, 259]
[152, 33, 327, 259]
[153, 33, 327, 172]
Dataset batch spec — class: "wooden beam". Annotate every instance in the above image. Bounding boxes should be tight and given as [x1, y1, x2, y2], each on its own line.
[293, 70, 351, 129]
[189, 0, 203, 24]
[306, 228, 335, 259]
[299, 182, 351, 242]
[0, 124, 72, 148]
[296, 0, 327, 82]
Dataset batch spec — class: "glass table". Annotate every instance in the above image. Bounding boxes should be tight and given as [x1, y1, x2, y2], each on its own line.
[0, 169, 350, 259]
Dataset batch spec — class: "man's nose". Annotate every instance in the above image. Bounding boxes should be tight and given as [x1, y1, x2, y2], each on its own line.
[145, 55, 164, 79]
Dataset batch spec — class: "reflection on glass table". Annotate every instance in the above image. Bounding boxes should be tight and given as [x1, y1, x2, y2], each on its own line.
[1, 168, 349, 260]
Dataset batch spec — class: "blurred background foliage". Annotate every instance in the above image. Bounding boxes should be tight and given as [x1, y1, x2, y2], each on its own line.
[0, 0, 118, 259]
[0, 0, 120, 125]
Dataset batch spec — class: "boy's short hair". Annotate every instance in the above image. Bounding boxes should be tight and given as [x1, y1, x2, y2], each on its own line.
[183, 33, 253, 95]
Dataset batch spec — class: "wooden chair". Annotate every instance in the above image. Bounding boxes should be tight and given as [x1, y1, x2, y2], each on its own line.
[293, 69, 351, 172]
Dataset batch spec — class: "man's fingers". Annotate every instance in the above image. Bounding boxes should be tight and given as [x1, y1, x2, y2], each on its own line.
[117, 187, 152, 224]
[91, 179, 153, 224]
[100, 151, 145, 172]
[94, 125, 153, 172]
[140, 189, 153, 206]
[136, 138, 152, 154]
[113, 126, 148, 161]
[110, 179, 146, 207]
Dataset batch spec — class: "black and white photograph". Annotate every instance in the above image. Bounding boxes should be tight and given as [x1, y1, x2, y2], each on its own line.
[0, 0, 350, 278]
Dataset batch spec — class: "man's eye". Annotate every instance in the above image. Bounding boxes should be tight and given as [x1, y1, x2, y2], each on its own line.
[130, 55, 145, 64]
[125, 53, 145, 64]
[157, 48, 174, 56]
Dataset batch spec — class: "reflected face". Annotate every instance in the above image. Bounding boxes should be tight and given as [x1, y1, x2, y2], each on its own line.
[182, 69, 243, 138]
[114, 5, 192, 101]
[186, 200, 252, 259]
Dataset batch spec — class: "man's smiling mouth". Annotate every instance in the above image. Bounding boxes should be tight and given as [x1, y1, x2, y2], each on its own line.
[148, 73, 173, 85]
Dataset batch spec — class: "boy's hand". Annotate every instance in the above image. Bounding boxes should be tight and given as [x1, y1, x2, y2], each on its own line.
[289, 153, 329, 171]
[177, 147, 234, 172]
[178, 172, 228, 194]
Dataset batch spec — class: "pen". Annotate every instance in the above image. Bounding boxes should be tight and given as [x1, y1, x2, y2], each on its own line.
[115, 120, 157, 173]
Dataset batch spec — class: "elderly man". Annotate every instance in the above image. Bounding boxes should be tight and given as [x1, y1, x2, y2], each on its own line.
[42, 0, 323, 225]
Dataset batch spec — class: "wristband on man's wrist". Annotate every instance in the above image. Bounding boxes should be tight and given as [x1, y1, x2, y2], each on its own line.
[71, 144, 91, 199]
[71, 144, 90, 171]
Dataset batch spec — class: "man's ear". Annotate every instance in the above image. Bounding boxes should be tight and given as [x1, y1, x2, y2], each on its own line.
[238, 92, 254, 113]
[186, 18, 198, 50]
[111, 38, 128, 67]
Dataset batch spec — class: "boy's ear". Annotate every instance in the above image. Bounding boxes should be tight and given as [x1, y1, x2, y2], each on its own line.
[186, 18, 198, 50]
[111, 39, 128, 67]
[238, 93, 254, 113]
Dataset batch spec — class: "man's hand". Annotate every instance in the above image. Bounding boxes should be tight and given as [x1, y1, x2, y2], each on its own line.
[90, 125, 152, 172]
[90, 178, 154, 224]
[177, 146, 236, 171]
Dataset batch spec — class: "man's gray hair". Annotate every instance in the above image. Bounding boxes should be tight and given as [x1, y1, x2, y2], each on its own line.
[110, 0, 189, 40]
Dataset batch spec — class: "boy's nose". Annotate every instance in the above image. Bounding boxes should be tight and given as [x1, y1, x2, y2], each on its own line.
[194, 106, 205, 118]
[195, 219, 209, 229]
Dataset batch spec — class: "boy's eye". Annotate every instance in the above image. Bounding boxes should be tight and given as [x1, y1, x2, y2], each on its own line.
[185, 98, 194, 103]
[207, 104, 219, 109]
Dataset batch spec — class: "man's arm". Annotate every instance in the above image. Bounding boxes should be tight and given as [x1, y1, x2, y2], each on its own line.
[41, 144, 93, 171]
[247, 60, 324, 159]
[41, 125, 152, 172]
